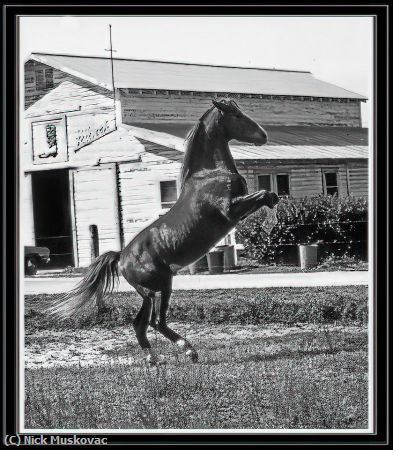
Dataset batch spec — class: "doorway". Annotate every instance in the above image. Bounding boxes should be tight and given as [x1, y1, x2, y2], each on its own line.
[31, 169, 74, 268]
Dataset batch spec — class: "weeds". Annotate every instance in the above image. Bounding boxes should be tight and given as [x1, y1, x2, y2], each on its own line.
[25, 343, 368, 429]
[24, 286, 369, 430]
[25, 286, 368, 332]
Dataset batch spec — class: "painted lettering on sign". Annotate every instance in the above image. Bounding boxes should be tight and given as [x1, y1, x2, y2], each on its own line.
[74, 120, 111, 150]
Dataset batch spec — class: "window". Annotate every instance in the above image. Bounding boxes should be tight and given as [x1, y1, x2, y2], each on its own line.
[323, 171, 339, 196]
[35, 68, 54, 90]
[276, 174, 290, 196]
[160, 180, 177, 209]
[257, 175, 272, 191]
[258, 173, 290, 196]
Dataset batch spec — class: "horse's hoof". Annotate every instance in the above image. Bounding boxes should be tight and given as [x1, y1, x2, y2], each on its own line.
[266, 192, 279, 208]
[186, 349, 199, 363]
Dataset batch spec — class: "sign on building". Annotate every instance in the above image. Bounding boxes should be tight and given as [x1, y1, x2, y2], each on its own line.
[32, 118, 68, 164]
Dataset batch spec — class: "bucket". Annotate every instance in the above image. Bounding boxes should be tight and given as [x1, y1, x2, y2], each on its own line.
[207, 249, 224, 274]
[189, 255, 208, 275]
[298, 244, 318, 269]
[222, 245, 237, 270]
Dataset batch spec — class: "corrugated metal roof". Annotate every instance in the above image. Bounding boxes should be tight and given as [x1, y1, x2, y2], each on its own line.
[230, 144, 368, 160]
[123, 125, 369, 160]
[30, 53, 366, 100]
[127, 123, 368, 146]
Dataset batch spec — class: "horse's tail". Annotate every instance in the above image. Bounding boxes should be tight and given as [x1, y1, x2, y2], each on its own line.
[45, 251, 121, 320]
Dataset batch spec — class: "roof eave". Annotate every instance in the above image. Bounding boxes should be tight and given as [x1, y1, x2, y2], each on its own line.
[29, 53, 113, 91]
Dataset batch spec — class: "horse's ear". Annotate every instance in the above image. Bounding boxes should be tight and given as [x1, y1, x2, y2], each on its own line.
[212, 98, 230, 112]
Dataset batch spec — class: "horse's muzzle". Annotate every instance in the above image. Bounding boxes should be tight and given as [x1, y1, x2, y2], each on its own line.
[253, 129, 268, 146]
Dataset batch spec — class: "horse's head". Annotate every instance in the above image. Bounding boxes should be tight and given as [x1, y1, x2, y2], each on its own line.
[212, 98, 268, 146]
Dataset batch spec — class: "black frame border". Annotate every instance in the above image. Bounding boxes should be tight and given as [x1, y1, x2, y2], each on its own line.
[2, 3, 389, 447]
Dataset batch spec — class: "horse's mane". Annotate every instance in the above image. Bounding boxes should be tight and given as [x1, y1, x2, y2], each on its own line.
[184, 106, 215, 149]
[180, 106, 216, 187]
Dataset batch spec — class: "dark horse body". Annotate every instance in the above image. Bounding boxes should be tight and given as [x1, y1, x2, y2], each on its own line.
[48, 99, 279, 364]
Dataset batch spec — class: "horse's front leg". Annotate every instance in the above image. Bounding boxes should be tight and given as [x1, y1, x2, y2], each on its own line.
[230, 190, 279, 221]
[152, 285, 198, 363]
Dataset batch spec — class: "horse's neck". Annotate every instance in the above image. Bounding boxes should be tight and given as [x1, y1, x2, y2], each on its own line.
[181, 115, 238, 188]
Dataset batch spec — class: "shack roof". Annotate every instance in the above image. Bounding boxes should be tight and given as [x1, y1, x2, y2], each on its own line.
[123, 124, 369, 161]
[22, 123, 369, 173]
[29, 53, 367, 100]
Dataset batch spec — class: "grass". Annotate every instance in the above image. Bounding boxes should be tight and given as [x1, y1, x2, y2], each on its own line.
[27, 255, 368, 278]
[25, 286, 368, 332]
[25, 330, 368, 429]
[24, 285, 369, 430]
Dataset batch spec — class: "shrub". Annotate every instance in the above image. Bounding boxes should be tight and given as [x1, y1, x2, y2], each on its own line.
[236, 195, 368, 263]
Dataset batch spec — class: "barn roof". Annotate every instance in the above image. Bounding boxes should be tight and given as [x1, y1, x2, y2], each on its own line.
[29, 53, 366, 100]
[126, 123, 369, 147]
[123, 125, 369, 161]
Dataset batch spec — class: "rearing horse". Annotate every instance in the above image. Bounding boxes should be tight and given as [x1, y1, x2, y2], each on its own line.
[48, 99, 279, 365]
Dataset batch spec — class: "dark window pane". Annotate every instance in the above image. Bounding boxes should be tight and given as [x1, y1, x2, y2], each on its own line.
[324, 172, 337, 187]
[160, 180, 177, 208]
[324, 172, 338, 196]
[258, 175, 271, 191]
[327, 186, 338, 196]
[276, 174, 290, 196]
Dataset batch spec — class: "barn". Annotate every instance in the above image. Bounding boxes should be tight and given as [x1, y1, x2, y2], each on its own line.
[22, 53, 369, 268]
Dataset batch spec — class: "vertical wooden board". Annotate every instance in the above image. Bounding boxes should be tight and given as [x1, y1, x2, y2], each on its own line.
[338, 165, 349, 197]
[73, 166, 121, 267]
[21, 173, 35, 246]
[118, 160, 182, 243]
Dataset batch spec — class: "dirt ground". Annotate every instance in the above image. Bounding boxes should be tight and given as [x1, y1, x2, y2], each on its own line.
[24, 322, 365, 369]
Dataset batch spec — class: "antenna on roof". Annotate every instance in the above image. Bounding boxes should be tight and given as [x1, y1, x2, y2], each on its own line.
[105, 24, 117, 129]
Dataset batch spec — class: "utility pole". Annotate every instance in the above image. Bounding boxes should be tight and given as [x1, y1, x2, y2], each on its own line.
[105, 24, 117, 129]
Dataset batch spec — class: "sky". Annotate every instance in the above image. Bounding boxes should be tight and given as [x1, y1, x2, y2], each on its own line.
[20, 16, 373, 126]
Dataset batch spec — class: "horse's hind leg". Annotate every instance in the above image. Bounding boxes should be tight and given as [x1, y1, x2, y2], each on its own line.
[152, 286, 198, 363]
[133, 286, 161, 365]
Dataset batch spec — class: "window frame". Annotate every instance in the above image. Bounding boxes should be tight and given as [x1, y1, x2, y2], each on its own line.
[256, 172, 291, 197]
[257, 174, 273, 192]
[159, 179, 178, 210]
[322, 169, 340, 196]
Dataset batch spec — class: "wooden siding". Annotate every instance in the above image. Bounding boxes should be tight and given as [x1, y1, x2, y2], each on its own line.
[348, 165, 369, 197]
[118, 159, 182, 243]
[120, 91, 361, 127]
[239, 162, 367, 198]
[73, 166, 121, 267]
[25, 61, 114, 112]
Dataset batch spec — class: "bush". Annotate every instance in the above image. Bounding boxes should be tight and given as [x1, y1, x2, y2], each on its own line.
[236, 195, 368, 263]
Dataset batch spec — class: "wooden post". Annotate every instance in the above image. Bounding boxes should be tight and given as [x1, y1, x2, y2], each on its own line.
[89, 225, 99, 262]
